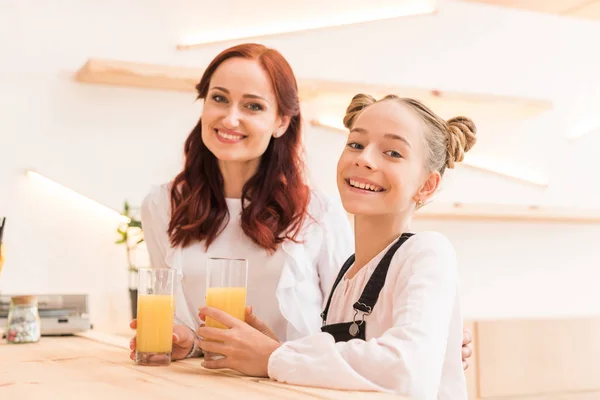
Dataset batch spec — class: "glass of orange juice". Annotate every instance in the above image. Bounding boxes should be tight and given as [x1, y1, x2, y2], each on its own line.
[204, 257, 248, 361]
[135, 268, 175, 366]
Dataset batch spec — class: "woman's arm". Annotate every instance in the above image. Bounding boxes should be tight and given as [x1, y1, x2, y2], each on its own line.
[315, 195, 354, 298]
[140, 187, 169, 269]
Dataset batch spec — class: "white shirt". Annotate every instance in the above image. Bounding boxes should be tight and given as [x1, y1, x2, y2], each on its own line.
[268, 232, 467, 400]
[140, 183, 354, 341]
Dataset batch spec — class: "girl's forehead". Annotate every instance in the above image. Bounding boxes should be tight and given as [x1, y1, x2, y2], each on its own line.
[354, 100, 423, 141]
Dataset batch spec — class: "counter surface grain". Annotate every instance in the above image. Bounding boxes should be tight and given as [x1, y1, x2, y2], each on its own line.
[0, 333, 406, 399]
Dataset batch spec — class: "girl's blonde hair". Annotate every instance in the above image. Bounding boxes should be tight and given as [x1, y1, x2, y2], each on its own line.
[343, 94, 477, 176]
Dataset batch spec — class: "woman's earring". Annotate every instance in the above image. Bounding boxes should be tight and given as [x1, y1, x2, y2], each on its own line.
[416, 199, 424, 208]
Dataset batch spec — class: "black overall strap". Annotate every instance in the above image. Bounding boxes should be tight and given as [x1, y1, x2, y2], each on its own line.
[353, 233, 413, 314]
[321, 233, 414, 324]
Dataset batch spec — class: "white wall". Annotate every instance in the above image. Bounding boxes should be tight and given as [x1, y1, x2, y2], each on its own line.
[412, 218, 600, 319]
[1, 0, 600, 331]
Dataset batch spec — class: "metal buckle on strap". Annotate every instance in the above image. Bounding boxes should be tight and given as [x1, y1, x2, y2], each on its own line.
[352, 309, 368, 325]
[353, 302, 372, 315]
[351, 303, 371, 327]
[349, 307, 370, 337]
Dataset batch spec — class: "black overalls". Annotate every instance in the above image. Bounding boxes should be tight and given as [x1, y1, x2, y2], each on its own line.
[320, 233, 414, 342]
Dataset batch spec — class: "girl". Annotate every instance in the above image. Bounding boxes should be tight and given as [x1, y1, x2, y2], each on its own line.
[196, 93, 476, 399]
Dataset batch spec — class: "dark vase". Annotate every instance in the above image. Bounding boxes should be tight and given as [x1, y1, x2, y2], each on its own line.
[129, 288, 138, 319]
[128, 268, 138, 319]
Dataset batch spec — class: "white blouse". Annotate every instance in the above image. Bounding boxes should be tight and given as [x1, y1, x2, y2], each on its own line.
[140, 183, 354, 341]
[267, 232, 467, 400]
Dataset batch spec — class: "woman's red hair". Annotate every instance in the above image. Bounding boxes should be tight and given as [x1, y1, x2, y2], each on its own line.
[168, 43, 310, 252]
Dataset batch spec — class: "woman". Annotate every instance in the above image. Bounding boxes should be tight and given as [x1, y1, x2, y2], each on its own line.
[197, 94, 476, 398]
[130, 43, 353, 360]
[129, 43, 473, 366]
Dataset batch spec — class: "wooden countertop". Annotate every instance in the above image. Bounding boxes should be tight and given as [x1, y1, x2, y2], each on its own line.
[0, 332, 406, 399]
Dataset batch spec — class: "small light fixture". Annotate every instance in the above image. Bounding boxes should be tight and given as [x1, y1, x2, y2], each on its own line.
[26, 170, 131, 223]
[566, 125, 600, 140]
[460, 157, 549, 188]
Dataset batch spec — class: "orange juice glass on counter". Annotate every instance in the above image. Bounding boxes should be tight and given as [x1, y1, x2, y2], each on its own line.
[135, 268, 175, 366]
[205, 257, 248, 360]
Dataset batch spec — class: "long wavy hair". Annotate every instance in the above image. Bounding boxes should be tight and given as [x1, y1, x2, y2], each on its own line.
[168, 43, 310, 253]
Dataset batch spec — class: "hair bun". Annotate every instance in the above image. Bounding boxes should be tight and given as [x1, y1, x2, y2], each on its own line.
[445, 116, 477, 169]
[343, 93, 377, 129]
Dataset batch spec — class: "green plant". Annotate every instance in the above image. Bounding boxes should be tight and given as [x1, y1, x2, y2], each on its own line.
[116, 201, 144, 273]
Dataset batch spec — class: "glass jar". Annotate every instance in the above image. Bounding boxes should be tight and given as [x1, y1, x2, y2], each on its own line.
[6, 295, 41, 344]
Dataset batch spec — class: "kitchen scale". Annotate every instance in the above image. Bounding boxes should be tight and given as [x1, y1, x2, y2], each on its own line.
[0, 294, 92, 336]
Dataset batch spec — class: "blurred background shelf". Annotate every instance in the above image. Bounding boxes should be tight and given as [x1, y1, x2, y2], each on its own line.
[74, 58, 553, 122]
[415, 202, 600, 223]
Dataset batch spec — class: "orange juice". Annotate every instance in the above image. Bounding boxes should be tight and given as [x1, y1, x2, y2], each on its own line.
[136, 294, 175, 353]
[0, 243, 5, 276]
[205, 287, 247, 329]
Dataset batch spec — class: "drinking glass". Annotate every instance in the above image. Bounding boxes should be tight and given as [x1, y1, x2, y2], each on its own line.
[135, 268, 175, 366]
[204, 258, 248, 361]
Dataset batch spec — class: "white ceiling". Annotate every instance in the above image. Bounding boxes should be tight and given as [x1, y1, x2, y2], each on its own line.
[176, 0, 436, 47]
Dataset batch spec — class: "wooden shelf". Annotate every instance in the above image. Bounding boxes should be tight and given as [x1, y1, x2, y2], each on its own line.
[74, 59, 203, 93]
[74, 58, 553, 121]
[302, 79, 552, 121]
[414, 202, 600, 223]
